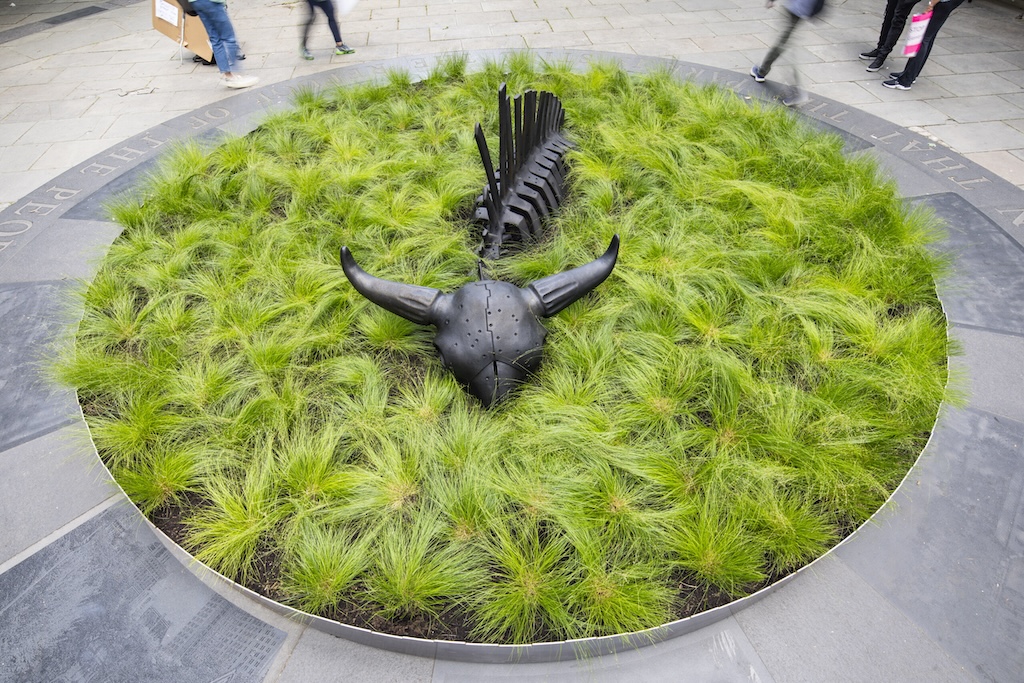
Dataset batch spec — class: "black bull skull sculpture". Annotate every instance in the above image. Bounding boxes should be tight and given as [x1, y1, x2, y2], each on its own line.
[341, 84, 619, 406]
[340, 236, 619, 407]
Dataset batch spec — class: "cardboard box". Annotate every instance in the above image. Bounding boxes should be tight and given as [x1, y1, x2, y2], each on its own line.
[151, 0, 213, 63]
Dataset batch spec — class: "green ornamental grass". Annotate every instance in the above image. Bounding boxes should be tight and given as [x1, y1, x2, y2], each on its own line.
[56, 55, 952, 644]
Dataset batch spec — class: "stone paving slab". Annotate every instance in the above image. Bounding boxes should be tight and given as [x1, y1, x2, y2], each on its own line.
[929, 94, 1024, 125]
[923, 192, 1024, 334]
[0, 280, 82, 451]
[835, 407, 1024, 683]
[930, 72, 1021, 98]
[927, 120, 1024, 154]
[965, 150, 1024, 186]
[931, 51, 1021, 75]
[735, 554, 975, 683]
[0, 503, 287, 682]
[275, 628, 438, 683]
[431, 618, 775, 682]
[951, 325, 1024, 423]
[857, 98, 953, 127]
[0, 424, 115, 565]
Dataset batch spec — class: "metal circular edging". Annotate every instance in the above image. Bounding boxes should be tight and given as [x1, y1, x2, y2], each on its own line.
[43, 47, 978, 665]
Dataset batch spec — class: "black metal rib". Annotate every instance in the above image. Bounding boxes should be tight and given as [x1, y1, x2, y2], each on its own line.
[473, 83, 574, 260]
[474, 123, 502, 221]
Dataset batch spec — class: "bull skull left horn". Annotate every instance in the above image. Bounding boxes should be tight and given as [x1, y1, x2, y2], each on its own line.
[340, 235, 619, 406]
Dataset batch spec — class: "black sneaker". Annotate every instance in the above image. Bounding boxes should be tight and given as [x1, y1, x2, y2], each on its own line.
[859, 48, 879, 60]
[750, 65, 767, 83]
[888, 71, 918, 84]
[866, 55, 886, 72]
[882, 78, 911, 90]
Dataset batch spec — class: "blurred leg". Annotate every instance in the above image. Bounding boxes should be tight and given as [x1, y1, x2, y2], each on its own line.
[759, 10, 801, 75]
[301, 0, 316, 51]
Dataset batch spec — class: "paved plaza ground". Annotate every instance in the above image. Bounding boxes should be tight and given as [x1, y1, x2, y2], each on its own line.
[2, 1, 1024, 682]
[1, 0, 1023, 211]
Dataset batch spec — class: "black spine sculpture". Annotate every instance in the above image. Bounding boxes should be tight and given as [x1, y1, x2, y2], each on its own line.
[341, 84, 619, 407]
[474, 84, 573, 261]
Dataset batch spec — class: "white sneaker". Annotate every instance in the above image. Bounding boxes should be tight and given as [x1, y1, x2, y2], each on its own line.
[783, 90, 809, 107]
[224, 74, 259, 89]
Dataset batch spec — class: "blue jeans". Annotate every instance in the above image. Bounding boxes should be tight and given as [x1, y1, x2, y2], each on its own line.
[191, 0, 239, 74]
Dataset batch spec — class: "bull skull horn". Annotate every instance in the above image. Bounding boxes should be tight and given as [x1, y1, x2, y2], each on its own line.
[340, 246, 442, 325]
[525, 234, 619, 317]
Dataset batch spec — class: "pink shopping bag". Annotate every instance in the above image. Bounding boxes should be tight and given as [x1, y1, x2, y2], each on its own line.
[903, 11, 932, 57]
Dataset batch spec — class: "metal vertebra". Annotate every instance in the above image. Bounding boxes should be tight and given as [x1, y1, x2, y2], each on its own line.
[474, 83, 573, 261]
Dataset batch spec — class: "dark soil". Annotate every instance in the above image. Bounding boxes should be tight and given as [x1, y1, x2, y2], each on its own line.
[148, 497, 806, 644]
[151, 492, 204, 548]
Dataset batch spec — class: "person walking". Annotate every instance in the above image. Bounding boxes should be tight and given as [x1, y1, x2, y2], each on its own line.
[859, 0, 922, 73]
[883, 0, 966, 90]
[190, 0, 258, 88]
[300, 0, 355, 60]
[750, 0, 824, 107]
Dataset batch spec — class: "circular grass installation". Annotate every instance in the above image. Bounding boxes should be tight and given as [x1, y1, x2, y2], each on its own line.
[57, 55, 951, 644]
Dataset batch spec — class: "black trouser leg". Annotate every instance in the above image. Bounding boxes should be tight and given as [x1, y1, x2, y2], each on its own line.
[879, 0, 922, 55]
[317, 0, 343, 44]
[876, 0, 900, 49]
[899, 0, 964, 85]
